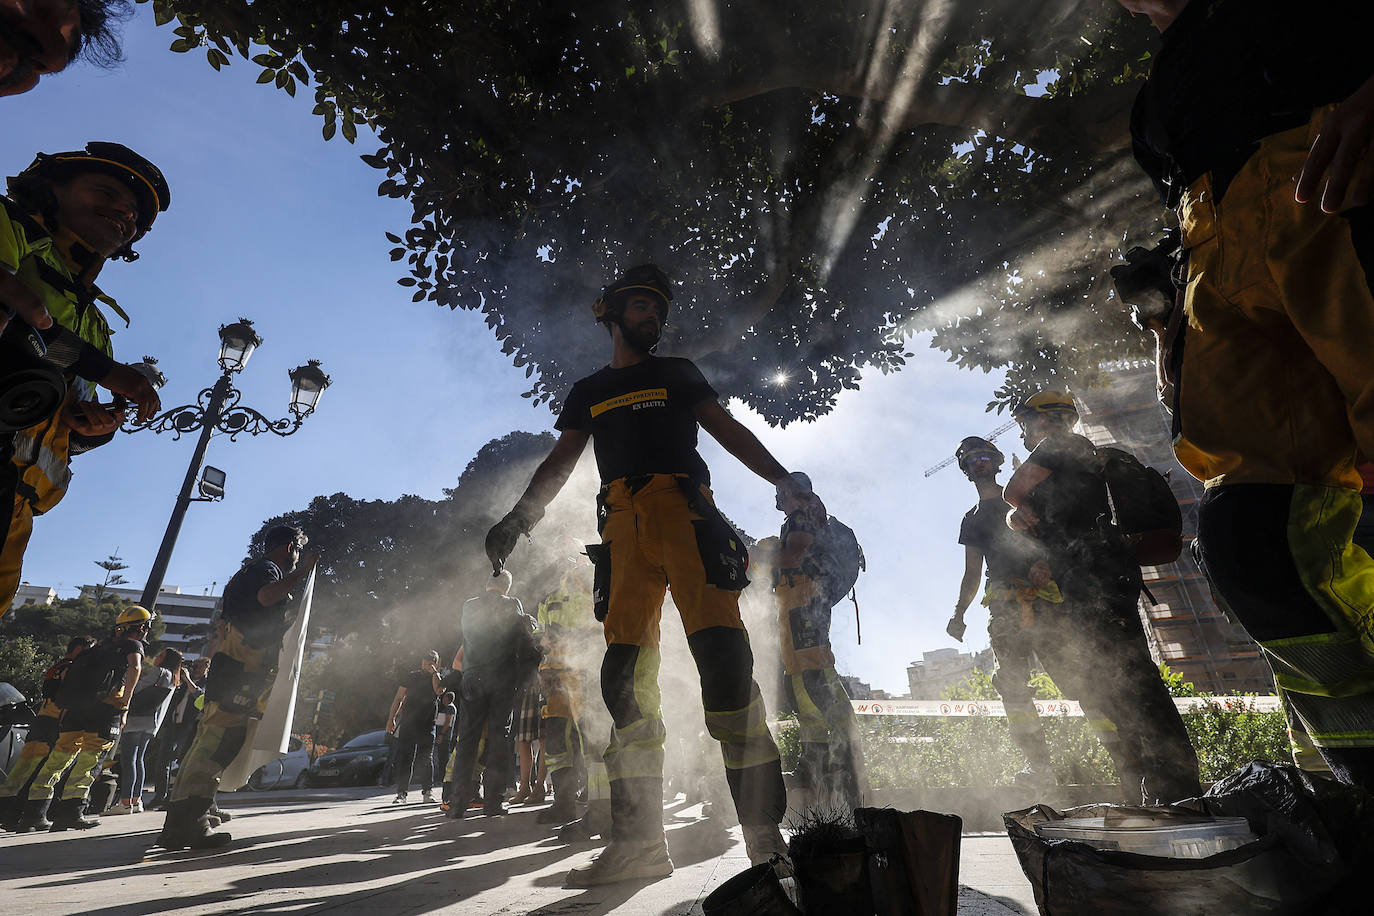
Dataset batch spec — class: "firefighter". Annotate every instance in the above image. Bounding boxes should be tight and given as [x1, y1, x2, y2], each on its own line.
[535, 549, 610, 830]
[1118, 0, 1374, 790]
[15, 606, 149, 832]
[947, 436, 1061, 787]
[1004, 389, 1200, 804]
[156, 525, 319, 850]
[486, 264, 802, 886]
[0, 635, 95, 828]
[0, 0, 128, 99]
[766, 473, 867, 812]
[0, 141, 166, 616]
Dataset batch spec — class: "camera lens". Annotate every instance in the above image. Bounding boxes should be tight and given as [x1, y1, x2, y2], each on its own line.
[0, 370, 65, 433]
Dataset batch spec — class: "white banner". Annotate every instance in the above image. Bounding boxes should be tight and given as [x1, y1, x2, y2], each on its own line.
[850, 696, 1282, 717]
[219, 569, 315, 790]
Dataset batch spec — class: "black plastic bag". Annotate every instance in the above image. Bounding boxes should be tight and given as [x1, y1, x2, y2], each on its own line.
[1004, 762, 1373, 915]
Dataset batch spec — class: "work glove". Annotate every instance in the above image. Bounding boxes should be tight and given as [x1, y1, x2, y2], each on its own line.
[485, 501, 544, 575]
[946, 611, 967, 642]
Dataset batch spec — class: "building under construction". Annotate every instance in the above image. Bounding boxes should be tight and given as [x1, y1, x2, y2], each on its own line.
[1074, 361, 1275, 696]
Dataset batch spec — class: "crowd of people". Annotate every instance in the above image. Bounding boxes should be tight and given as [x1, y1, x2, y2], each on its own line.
[1, 0, 1373, 899]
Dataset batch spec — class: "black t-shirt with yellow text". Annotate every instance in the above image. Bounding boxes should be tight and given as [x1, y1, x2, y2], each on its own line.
[555, 356, 716, 485]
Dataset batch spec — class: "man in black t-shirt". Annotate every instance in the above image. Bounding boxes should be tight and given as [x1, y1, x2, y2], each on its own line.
[18, 607, 149, 832]
[157, 524, 319, 850]
[947, 437, 1060, 787]
[0, 635, 95, 829]
[1004, 390, 1199, 805]
[486, 264, 807, 886]
[1118, 0, 1374, 790]
[386, 651, 442, 804]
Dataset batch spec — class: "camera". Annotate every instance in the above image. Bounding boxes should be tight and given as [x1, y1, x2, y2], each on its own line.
[1111, 230, 1181, 332]
[0, 316, 66, 434]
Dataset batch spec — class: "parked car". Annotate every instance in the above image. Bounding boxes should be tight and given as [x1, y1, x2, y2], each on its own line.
[305, 729, 390, 788]
[0, 683, 34, 784]
[242, 735, 312, 791]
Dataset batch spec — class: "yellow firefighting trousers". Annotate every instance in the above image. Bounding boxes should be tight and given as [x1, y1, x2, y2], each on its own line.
[0, 407, 73, 615]
[1176, 107, 1374, 761]
[593, 475, 784, 839]
[172, 621, 273, 801]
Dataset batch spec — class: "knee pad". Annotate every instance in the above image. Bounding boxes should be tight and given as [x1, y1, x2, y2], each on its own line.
[1197, 485, 1339, 641]
[688, 627, 754, 711]
[601, 644, 644, 728]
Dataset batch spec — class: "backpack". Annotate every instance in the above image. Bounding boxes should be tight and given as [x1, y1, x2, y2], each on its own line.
[54, 642, 126, 711]
[127, 679, 172, 717]
[811, 516, 867, 606]
[39, 659, 74, 700]
[1099, 446, 1183, 566]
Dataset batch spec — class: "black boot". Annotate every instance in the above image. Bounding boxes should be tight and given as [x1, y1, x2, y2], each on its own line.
[156, 797, 231, 850]
[48, 797, 100, 831]
[0, 795, 20, 831]
[15, 797, 52, 833]
[537, 769, 582, 825]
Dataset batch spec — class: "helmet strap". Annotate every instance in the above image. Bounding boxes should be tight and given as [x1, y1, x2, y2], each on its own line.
[32, 213, 108, 288]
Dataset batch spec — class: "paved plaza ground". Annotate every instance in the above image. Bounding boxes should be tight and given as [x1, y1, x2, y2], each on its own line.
[0, 787, 1039, 915]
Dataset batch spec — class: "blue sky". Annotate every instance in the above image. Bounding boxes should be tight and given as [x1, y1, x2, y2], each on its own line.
[3, 7, 1016, 695]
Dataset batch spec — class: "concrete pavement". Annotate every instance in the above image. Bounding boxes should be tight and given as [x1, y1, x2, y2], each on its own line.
[0, 787, 1039, 915]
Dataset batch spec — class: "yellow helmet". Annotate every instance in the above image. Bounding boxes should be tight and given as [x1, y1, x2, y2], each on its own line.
[1012, 389, 1078, 422]
[114, 605, 157, 629]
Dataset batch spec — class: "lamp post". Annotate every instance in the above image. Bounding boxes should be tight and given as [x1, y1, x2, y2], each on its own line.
[126, 319, 331, 610]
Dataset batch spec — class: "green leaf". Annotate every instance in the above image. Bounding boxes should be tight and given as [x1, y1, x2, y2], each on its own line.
[322, 120, 336, 141]
[252, 53, 274, 66]
[341, 120, 357, 143]
[169, 37, 193, 54]
[284, 76, 297, 97]
[153, 2, 175, 27]
[207, 48, 223, 71]
[397, 277, 418, 287]
[257, 68, 276, 84]
[385, 232, 402, 244]
[289, 61, 310, 84]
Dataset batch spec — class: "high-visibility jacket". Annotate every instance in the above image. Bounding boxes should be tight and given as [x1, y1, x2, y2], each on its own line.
[1, 196, 128, 512]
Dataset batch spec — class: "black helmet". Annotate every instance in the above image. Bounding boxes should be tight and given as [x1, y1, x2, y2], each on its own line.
[12, 142, 170, 247]
[591, 264, 672, 326]
[955, 436, 1004, 479]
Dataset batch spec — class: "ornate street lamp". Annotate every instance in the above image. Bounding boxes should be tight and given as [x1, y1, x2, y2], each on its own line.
[217, 318, 262, 373]
[125, 319, 330, 610]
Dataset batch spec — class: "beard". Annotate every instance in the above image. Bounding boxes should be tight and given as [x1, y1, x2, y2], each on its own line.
[620, 319, 661, 353]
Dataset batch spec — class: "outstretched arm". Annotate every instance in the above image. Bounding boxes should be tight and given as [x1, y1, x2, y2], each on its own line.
[486, 429, 590, 573]
[695, 399, 789, 485]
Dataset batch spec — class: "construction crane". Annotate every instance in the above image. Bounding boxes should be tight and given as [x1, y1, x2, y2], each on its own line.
[922, 419, 1019, 477]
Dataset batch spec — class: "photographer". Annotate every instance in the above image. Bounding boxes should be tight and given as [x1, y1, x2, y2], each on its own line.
[0, 142, 166, 616]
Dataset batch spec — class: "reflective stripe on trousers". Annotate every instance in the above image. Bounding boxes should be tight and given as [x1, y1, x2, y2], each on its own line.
[29, 730, 113, 801]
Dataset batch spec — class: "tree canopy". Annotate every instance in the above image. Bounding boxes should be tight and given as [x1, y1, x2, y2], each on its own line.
[141, 0, 1162, 421]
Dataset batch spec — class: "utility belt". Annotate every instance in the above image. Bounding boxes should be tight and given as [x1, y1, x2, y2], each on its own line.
[204, 657, 276, 719]
[982, 577, 1064, 628]
[587, 473, 750, 621]
[203, 635, 277, 720]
